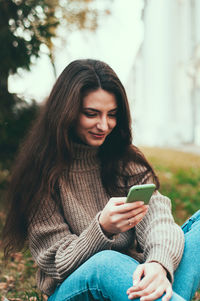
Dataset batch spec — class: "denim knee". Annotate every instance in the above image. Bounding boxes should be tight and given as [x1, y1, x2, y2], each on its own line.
[181, 209, 200, 234]
[83, 250, 139, 287]
[173, 210, 200, 300]
[88, 250, 139, 271]
[49, 251, 139, 301]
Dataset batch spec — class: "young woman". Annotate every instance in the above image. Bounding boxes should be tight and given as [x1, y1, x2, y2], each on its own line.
[2, 59, 200, 301]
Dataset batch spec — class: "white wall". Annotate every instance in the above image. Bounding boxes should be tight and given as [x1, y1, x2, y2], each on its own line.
[127, 0, 200, 147]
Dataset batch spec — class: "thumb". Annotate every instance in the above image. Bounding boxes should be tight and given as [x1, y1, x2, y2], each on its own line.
[133, 264, 145, 286]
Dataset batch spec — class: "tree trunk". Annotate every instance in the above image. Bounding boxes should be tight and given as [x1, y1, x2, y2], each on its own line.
[0, 72, 15, 122]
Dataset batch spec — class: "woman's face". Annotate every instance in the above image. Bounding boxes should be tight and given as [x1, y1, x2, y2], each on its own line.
[75, 88, 118, 147]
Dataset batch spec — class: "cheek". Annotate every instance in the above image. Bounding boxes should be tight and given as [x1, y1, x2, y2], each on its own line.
[109, 119, 117, 130]
[77, 116, 95, 131]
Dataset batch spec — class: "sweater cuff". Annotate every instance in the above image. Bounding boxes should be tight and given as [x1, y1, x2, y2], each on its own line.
[145, 246, 174, 283]
[94, 212, 116, 242]
[83, 212, 115, 254]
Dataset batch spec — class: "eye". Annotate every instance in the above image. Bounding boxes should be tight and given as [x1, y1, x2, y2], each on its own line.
[108, 111, 117, 118]
[83, 111, 97, 117]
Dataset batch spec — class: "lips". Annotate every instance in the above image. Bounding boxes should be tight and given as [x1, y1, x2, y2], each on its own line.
[89, 132, 106, 139]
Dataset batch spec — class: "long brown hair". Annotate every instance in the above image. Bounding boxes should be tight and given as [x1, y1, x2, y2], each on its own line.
[1, 59, 159, 257]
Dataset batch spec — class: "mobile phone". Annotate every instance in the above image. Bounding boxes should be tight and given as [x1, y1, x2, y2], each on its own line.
[126, 183, 156, 204]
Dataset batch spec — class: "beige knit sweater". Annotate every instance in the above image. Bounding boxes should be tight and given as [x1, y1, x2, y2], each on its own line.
[28, 143, 184, 296]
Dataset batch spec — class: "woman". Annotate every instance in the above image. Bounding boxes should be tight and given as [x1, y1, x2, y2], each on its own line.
[1, 59, 200, 301]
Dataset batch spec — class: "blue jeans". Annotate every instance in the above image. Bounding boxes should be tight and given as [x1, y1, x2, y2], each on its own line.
[48, 210, 200, 301]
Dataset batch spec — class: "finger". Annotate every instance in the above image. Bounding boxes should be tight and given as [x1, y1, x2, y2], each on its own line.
[127, 205, 148, 220]
[126, 209, 148, 228]
[133, 264, 145, 285]
[127, 283, 154, 299]
[117, 201, 145, 213]
[122, 205, 147, 224]
[110, 197, 127, 205]
[139, 287, 165, 301]
[129, 274, 154, 295]
[127, 273, 157, 296]
[139, 283, 172, 301]
[162, 286, 173, 301]
[114, 207, 148, 231]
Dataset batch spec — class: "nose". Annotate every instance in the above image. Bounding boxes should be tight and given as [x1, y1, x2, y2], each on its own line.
[96, 116, 109, 131]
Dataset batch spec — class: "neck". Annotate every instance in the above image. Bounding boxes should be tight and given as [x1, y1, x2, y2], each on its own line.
[70, 141, 100, 171]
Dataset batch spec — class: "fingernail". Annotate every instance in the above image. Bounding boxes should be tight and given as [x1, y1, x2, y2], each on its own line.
[128, 293, 135, 300]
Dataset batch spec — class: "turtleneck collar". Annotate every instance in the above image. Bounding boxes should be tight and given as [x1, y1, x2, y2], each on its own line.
[70, 142, 100, 171]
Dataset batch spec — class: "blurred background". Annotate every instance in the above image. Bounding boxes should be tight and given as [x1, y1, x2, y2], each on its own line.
[0, 0, 200, 299]
[1, 0, 200, 168]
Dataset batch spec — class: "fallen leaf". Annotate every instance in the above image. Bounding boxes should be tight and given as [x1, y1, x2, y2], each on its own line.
[17, 263, 25, 272]
[11, 253, 23, 262]
[4, 275, 15, 282]
[0, 282, 8, 289]
[5, 298, 22, 301]
[1, 297, 10, 301]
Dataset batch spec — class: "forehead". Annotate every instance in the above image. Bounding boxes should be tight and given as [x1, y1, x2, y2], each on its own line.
[82, 89, 117, 109]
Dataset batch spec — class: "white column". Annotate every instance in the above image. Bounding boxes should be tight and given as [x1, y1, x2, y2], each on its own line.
[128, 0, 200, 147]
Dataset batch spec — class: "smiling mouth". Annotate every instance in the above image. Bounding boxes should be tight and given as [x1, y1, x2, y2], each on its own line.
[90, 132, 106, 138]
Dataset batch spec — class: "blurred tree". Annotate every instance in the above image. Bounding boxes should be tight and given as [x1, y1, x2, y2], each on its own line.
[0, 97, 39, 167]
[0, 0, 110, 167]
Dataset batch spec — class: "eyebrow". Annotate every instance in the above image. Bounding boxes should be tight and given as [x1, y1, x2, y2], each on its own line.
[82, 107, 118, 113]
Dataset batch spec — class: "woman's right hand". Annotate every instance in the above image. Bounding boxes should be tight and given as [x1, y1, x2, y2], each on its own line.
[99, 197, 148, 236]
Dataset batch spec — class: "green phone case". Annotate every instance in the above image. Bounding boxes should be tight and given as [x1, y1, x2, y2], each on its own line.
[126, 183, 156, 204]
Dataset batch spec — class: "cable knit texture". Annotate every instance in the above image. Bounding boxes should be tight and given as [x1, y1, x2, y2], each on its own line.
[28, 143, 184, 296]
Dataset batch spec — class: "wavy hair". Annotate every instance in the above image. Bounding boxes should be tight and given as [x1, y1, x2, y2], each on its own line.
[1, 59, 159, 257]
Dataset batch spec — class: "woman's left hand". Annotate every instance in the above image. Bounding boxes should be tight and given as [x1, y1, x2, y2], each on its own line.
[127, 262, 172, 301]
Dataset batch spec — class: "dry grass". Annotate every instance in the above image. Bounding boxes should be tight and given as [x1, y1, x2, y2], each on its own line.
[141, 146, 200, 224]
[141, 146, 200, 170]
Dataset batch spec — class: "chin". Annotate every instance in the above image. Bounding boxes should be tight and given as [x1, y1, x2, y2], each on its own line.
[87, 139, 105, 147]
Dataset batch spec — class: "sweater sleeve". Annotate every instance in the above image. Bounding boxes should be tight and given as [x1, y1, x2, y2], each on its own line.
[135, 191, 184, 282]
[124, 160, 184, 282]
[28, 199, 115, 282]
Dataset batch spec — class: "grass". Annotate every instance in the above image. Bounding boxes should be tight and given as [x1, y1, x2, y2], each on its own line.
[0, 147, 200, 300]
[141, 147, 200, 224]
[0, 251, 47, 300]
